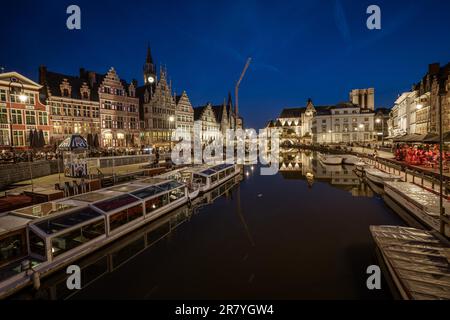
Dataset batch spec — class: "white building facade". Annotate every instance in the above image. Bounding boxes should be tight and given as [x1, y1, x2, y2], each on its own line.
[311, 103, 375, 144]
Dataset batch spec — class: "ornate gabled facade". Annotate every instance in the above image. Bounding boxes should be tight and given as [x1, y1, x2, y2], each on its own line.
[194, 103, 221, 143]
[0, 72, 51, 148]
[39, 66, 101, 145]
[90, 67, 140, 148]
[211, 101, 229, 136]
[175, 91, 194, 141]
[137, 47, 177, 148]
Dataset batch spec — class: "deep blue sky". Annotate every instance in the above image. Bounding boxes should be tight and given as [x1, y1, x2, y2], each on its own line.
[1, 0, 449, 128]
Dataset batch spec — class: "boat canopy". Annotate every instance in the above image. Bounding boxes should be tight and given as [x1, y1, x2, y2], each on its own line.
[198, 164, 235, 177]
[92, 194, 141, 213]
[35, 207, 103, 235]
[12, 202, 77, 219]
[131, 181, 184, 200]
[0, 214, 31, 237]
[71, 191, 122, 204]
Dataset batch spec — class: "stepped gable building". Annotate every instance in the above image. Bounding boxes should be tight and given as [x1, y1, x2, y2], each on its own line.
[39, 66, 101, 145]
[91, 67, 140, 149]
[193, 103, 221, 143]
[211, 100, 229, 137]
[0, 71, 51, 148]
[137, 46, 177, 148]
[40, 66, 139, 148]
[174, 91, 194, 141]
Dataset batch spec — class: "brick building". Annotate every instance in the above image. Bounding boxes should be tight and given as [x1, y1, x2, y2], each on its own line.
[0, 72, 51, 149]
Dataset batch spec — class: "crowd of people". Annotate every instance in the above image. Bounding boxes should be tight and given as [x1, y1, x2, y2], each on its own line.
[0, 150, 58, 163]
[394, 143, 449, 167]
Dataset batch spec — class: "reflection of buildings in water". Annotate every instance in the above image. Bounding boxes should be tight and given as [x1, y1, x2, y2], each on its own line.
[280, 152, 375, 197]
[18, 175, 244, 300]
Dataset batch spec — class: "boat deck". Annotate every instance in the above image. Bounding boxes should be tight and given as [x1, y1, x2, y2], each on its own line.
[370, 225, 450, 300]
[385, 181, 450, 215]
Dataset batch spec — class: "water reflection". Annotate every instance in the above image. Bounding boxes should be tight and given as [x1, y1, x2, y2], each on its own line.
[279, 151, 374, 197]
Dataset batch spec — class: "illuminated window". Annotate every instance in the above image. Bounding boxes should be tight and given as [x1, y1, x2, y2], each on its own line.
[0, 89, 6, 102]
[25, 110, 36, 125]
[10, 109, 22, 124]
[38, 111, 48, 126]
[13, 130, 25, 146]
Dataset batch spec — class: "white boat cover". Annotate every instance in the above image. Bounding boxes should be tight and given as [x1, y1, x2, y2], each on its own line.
[365, 168, 401, 180]
[371, 225, 450, 300]
[385, 182, 450, 215]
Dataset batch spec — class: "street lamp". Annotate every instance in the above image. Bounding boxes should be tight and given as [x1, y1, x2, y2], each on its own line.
[168, 115, 175, 151]
[19, 93, 28, 103]
[376, 117, 385, 147]
[359, 124, 365, 154]
[8, 78, 28, 162]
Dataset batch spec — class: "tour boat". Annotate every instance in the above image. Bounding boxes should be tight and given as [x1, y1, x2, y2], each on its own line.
[364, 168, 402, 186]
[0, 178, 189, 299]
[355, 161, 370, 172]
[341, 155, 360, 165]
[383, 181, 450, 237]
[190, 164, 241, 193]
[19, 175, 243, 300]
[318, 153, 342, 165]
[155, 167, 202, 200]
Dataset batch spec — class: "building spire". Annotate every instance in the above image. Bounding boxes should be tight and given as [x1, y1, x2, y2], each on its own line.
[146, 43, 153, 64]
[227, 91, 233, 109]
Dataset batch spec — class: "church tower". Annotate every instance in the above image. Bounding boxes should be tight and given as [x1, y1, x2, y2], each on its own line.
[143, 45, 156, 85]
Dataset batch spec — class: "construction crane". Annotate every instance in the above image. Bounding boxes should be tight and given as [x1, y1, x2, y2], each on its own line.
[235, 57, 252, 118]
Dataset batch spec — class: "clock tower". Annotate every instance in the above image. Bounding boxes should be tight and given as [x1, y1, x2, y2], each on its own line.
[143, 45, 156, 85]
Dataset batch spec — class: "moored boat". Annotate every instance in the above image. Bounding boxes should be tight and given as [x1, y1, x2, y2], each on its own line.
[364, 168, 402, 186]
[318, 153, 342, 165]
[190, 164, 241, 193]
[370, 225, 450, 300]
[383, 181, 450, 237]
[355, 161, 370, 172]
[341, 155, 360, 165]
[0, 178, 189, 299]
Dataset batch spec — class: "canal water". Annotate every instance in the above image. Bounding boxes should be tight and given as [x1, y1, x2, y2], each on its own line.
[16, 151, 405, 300]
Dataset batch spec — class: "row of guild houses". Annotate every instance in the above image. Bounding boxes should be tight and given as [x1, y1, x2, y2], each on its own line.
[0, 46, 242, 151]
[388, 62, 450, 139]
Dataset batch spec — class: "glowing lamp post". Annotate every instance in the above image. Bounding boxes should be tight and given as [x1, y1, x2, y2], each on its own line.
[359, 124, 365, 154]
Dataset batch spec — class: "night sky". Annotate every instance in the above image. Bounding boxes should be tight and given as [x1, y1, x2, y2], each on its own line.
[1, 0, 449, 128]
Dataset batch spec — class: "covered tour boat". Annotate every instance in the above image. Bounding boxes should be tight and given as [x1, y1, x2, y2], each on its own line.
[384, 181, 450, 237]
[371, 225, 450, 300]
[190, 164, 241, 193]
[341, 155, 360, 165]
[318, 153, 342, 165]
[0, 178, 188, 299]
[364, 168, 402, 186]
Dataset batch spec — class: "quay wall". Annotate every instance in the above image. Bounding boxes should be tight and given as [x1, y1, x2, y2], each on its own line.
[0, 160, 63, 191]
[0, 155, 156, 190]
